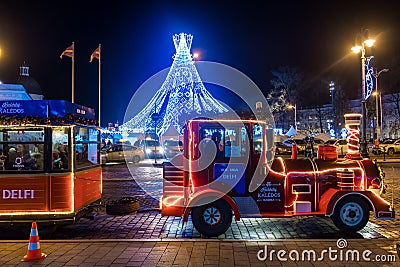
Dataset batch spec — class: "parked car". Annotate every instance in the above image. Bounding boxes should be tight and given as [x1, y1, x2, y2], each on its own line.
[324, 139, 348, 156]
[373, 138, 400, 155]
[139, 139, 165, 159]
[101, 144, 144, 164]
[313, 138, 325, 146]
[163, 139, 183, 158]
[282, 139, 307, 152]
[274, 141, 292, 155]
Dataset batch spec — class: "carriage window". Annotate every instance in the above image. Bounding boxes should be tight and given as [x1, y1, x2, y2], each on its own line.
[52, 127, 69, 170]
[224, 127, 247, 157]
[74, 126, 100, 169]
[200, 128, 224, 158]
[0, 127, 45, 171]
[199, 127, 247, 158]
[253, 124, 263, 154]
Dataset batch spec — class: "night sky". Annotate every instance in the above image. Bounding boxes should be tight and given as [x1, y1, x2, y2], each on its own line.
[1, 1, 399, 127]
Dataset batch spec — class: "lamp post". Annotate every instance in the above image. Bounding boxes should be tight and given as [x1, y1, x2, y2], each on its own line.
[372, 68, 389, 140]
[351, 29, 375, 158]
[288, 104, 297, 131]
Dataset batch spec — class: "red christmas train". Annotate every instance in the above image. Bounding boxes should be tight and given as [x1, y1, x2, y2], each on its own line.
[161, 117, 394, 237]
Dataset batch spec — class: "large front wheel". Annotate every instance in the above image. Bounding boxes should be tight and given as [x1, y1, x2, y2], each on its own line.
[331, 196, 369, 232]
[192, 199, 232, 237]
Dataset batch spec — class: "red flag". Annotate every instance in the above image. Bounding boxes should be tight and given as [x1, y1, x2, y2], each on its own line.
[60, 43, 73, 59]
[90, 45, 100, 62]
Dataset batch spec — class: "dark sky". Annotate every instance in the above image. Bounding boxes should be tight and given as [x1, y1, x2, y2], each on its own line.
[0, 1, 399, 126]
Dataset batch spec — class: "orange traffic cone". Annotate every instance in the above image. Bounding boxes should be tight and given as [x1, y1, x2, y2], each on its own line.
[21, 222, 47, 262]
[291, 144, 297, 159]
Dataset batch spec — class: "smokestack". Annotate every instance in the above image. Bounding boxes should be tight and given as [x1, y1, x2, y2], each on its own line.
[344, 113, 362, 159]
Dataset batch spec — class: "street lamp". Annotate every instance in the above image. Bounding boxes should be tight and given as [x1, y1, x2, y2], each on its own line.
[372, 68, 389, 140]
[351, 29, 376, 158]
[288, 104, 297, 131]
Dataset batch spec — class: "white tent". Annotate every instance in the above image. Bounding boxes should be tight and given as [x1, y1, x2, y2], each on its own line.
[293, 132, 307, 139]
[285, 126, 297, 137]
[315, 133, 332, 142]
[274, 134, 287, 142]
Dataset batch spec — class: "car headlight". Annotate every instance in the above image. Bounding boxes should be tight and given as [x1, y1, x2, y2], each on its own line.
[146, 148, 152, 154]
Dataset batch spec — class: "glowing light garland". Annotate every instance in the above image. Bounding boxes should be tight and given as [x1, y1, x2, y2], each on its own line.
[121, 33, 228, 136]
[344, 114, 362, 159]
[365, 56, 374, 100]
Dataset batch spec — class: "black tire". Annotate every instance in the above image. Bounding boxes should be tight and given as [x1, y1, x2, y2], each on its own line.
[388, 148, 395, 156]
[133, 155, 141, 163]
[191, 198, 232, 237]
[275, 148, 280, 155]
[106, 197, 140, 215]
[331, 195, 369, 232]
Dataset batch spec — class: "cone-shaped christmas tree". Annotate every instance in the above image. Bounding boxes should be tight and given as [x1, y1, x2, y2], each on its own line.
[122, 33, 228, 136]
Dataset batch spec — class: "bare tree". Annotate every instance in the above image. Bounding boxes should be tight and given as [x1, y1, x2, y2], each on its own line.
[267, 66, 303, 130]
[333, 83, 350, 132]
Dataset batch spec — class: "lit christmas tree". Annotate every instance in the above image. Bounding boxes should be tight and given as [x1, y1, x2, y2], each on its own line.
[121, 33, 228, 136]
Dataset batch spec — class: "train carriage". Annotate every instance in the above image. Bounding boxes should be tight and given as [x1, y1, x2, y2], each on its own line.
[0, 100, 102, 225]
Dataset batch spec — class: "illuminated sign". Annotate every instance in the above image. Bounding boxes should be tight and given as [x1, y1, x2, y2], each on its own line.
[2, 189, 34, 199]
[257, 181, 282, 202]
[214, 163, 245, 194]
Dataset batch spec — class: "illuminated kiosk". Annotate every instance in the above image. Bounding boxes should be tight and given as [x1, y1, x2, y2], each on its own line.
[0, 100, 102, 225]
[344, 113, 362, 159]
[121, 33, 228, 140]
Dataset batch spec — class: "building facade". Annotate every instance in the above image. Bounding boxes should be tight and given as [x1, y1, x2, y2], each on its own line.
[293, 95, 400, 140]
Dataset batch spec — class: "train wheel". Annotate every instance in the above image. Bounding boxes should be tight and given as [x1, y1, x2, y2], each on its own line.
[331, 196, 369, 232]
[192, 198, 232, 237]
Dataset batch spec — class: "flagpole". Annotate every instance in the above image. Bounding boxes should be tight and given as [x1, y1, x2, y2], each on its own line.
[98, 44, 101, 127]
[72, 42, 75, 103]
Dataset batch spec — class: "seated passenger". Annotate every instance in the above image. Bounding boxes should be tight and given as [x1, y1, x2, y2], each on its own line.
[53, 143, 68, 169]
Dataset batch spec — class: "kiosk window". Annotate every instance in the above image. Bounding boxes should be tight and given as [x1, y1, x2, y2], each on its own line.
[74, 126, 100, 169]
[52, 127, 69, 170]
[0, 127, 45, 171]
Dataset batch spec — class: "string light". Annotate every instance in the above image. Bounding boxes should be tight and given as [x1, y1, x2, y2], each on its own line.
[344, 113, 362, 159]
[122, 33, 228, 136]
[365, 56, 374, 100]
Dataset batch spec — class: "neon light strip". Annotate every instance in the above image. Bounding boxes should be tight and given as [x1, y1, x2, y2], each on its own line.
[356, 160, 366, 190]
[266, 163, 365, 189]
[346, 125, 360, 153]
[162, 195, 185, 207]
[70, 126, 75, 211]
[0, 211, 74, 216]
[284, 193, 298, 208]
[188, 121, 194, 195]
[307, 157, 318, 211]
[189, 119, 267, 125]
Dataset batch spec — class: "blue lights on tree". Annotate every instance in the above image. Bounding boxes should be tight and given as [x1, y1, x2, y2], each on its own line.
[122, 33, 228, 137]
